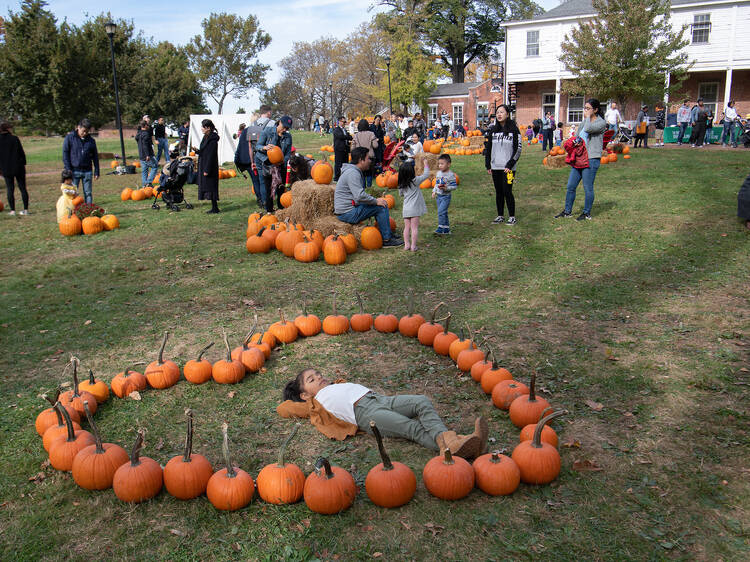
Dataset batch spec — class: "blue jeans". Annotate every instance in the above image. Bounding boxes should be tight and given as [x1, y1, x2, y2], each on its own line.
[542, 129, 553, 151]
[721, 121, 737, 145]
[249, 167, 263, 204]
[72, 170, 93, 204]
[436, 193, 451, 230]
[607, 123, 619, 136]
[337, 204, 393, 240]
[140, 158, 158, 186]
[564, 158, 600, 215]
[677, 122, 689, 143]
[156, 138, 170, 162]
[254, 155, 266, 206]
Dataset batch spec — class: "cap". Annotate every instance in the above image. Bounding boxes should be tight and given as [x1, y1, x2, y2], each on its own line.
[280, 115, 293, 129]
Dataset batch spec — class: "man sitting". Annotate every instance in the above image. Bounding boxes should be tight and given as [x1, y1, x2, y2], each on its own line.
[334, 147, 403, 247]
[278, 368, 488, 458]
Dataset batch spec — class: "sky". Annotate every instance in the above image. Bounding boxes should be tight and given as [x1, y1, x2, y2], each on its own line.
[2, 0, 561, 114]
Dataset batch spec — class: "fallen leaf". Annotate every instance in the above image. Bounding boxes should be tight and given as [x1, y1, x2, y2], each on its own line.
[232, 543, 241, 552]
[572, 459, 603, 472]
[604, 347, 619, 361]
[739, 367, 749, 373]
[400, 521, 411, 530]
[372, 553, 383, 558]
[83, 319, 92, 326]
[128, 390, 142, 401]
[28, 472, 45, 483]
[562, 439, 581, 448]
[170, 529, 186, 537]
[39, 330, 48, 334]
[460, 278, 473, 283]
[362, 525, 374, 532]
[301, 519, 310, 528]
[584, 400, 604, 412]
[227, 391, 236, 399]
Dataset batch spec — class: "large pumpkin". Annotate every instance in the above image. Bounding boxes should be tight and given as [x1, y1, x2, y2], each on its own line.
[293, 235, 320, 263]
[112, 430, 164, 502]
[72, 401, 128, 490]
[360, 225, 383, 250]
[256, 423, 305, 505]
[512, 411, 566, 484]
[206, 423, 255, 510]
[323, 234, 347, 265]
[312, 161, 333, 184]
[59, 211, 82, 236]
[145, 332, 181, 389]
[365, 422, 416, 508]
[164, 409, 213, 500]
[422, 448, 475, 500]
[246, 227, 272, 253]
[303, 457, 357, 514]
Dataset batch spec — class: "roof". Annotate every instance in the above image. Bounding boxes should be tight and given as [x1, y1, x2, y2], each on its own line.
[529, 0, 732, 22]
[429, 82, 482, 97]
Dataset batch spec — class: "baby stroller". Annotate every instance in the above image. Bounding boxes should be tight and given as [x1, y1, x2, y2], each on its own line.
[616, 126, 633, 144]
[738, 117, 750, 148]
[152, 156, 194, 211]
[381, 139, 405, 172]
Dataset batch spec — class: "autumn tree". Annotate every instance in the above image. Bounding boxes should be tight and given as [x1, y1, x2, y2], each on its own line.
[559, 0, 690, 110]
[186, 13, 270, 113]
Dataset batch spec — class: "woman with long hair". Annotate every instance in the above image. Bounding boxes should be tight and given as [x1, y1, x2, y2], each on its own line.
[484, 104, 522, 224]
[195, 119, 220, 213]
[554, 98, 607, 220]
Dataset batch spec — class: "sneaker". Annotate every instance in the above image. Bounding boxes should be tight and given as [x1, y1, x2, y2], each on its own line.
[382, 237, 404, 247]
[19, 209, 28, 216]
[492, 215, 504, 224]
[554, 211, 572, 218]
[576, 212, 591, 221]
[8, 210, 15, 216]
[506, 216, 516, 225]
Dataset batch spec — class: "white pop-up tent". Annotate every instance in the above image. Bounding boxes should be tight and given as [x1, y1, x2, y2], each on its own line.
[187, 114, 257, 165]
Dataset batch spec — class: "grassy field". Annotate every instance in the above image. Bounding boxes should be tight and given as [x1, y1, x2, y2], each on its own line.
[0, 131, 748, 561]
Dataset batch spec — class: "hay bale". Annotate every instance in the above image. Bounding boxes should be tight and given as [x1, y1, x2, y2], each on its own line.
[414, 152, 438, 176]
[275, 179, 335, 225]
[543, 154, 567, 169]
[469, 135, 486, 148]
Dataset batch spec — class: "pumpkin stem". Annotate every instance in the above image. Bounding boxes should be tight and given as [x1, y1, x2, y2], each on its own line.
[429, 302, 446, 323]
[87, 369, 96, 385]
[70, 356, 81, 398]
[540, 406, 555, 419]
[369, 421, 394, 471]
[531, 410, 566, 448]
[489, 347, 499, 369]
[221, 422, 237, 478]
[43, 390, 60, 408]
[221, 328, 232, 362]
[465, 323, 475, 343]
[278, 307, 287, 325]
[121, 361, 146, 378]
[257, 226, 266, 237]
[47, 395, 64, 426]
[83, 400, 105, 454]
[315, 457, 334, 479]
[442, 313, 452, 334]
[442, 448, 455, 465]
[528, 374, 537, 402]
[196, 342, 214, 361]
[129, 429, 145, 466]
[182, 409, 194, 462]
[490, 451, 502, 463]
[55, 401, 76, 442]
[157, 332, 169, 365]
[277, 423, 300, 467]
[355, 292, 365, 316]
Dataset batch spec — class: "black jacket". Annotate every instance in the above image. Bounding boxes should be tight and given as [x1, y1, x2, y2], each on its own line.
[333, 126, 352, 153]
[0, 132, 26, 176]
[153, 123, 166, 139]
[135, 129, 155, 160]
[197, 130, 220, 199]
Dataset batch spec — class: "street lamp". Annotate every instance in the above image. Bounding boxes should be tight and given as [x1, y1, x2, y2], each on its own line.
[385, 55, 393, 116]
[329, 82, 333, 122]
[105, 21, 128, 169]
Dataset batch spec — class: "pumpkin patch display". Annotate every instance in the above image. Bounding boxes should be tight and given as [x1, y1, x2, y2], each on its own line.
[256, 423, 305, 505]
[365, 422, 416, 508]
[112, 430, 164, 503]
[422, 448, 475, 500]
[206, 423, 254, 511]
[71, 402, 128, 490]
[145, 332, 181, 389]
[164, 409, 213, 500]
[303, 457, 357, 514]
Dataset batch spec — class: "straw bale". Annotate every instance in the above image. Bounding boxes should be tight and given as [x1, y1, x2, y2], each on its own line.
[414, 152, 439, 176]
[275, 179, 335, 225]
[469, 135, 486, 148]
[543, 154, 567, 169]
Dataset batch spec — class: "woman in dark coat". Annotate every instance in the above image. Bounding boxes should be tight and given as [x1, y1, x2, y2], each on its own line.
[195, 119, 220, 213]
[0, 121, 29, 215]
[370, 115, 386, 169]
[739, 172, 750, 230]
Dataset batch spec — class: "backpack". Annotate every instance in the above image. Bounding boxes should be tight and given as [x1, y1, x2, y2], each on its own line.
[533, 118, 543, 130]
[234, 128, 252, 167]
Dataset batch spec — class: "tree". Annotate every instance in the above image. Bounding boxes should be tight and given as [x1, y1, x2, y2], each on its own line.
[559, 0, 690, 110]
[185, 13, 270, 114]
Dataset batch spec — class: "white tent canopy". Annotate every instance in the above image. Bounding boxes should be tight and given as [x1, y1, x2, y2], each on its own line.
[187, 114, 257, 165]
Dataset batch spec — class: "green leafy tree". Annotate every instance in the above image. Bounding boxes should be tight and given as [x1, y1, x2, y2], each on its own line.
[185, 13, 271, 114]
[387, 39, 445, 111]
[559, 0, 690, 110]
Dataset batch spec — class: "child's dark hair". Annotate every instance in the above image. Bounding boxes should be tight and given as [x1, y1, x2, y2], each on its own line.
[288, 153, 311, 183]
[397, 160, 416, 189]
[437, 153, 451, 164]
[283, 368, 313, 402]
[557, 122, 564, 129]
[61, 169, 73, 182]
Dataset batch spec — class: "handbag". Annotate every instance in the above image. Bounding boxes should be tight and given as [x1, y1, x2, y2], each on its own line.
[636, 121, 647, 135]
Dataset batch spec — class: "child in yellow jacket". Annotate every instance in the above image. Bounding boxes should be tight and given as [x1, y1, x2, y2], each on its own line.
[56, 169, 77, 222]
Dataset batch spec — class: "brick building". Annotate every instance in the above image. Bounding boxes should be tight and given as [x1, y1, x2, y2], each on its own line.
[425, 79, 505, 129]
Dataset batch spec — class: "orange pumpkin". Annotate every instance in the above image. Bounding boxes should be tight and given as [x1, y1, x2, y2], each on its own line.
[350, 293, 373, 332]
[59, 211, 82, 236]
[144, 331, 181, 389]
[491, 379, 529, 410]
[183, 343, 215, 384]
[512, 411, 566, 484]
[113, 430, 163, 502]
[71, 402, 128, 490]
[312, 161, 334, 184]
[360, 226, 383, 250]
[422, 448, 474, 500]
[81, 216, 104, 235]
[417, 302, 447, 346]
[256, 424, 305, 505]
[508, 374, 551, 428]
[365, 422, 416, 508]
[212, 330, 246, 384]
[322, 292, 350, 335]
[100, 214, 120, 231]
[48, 402, 95, 472]
[473, 451, 520, 496]
[163, 409, 213, 500]
[266, 145, 283, 165]
[294, 301, 323, 337]
[303, 457, 357, 514]
[206, 423, 255, 510]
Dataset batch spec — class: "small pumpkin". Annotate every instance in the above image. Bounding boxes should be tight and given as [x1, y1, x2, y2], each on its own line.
[261, 223, 283, 246]
[164, 409, 213, 500]
[417, 302, 447, 346]
[277, 228, 305, 257]
[456, 332, 486, 372]
[212, 330, 246, 384]
[398, 298, 425, 337]
[294, 300, 322, 337]
[350, 292, 373, 332]
[270, 308, 299, 344]
[448, 326, 478, 362]
[59, 210, 82, 236]
[473, 450, 521, 496]
[231, 327, 266, 372]
[246, 226, 272, 253]
[323, 234, 347, 265]
[77, 368, 110, 404]
[259, 213, 278, 228]
[322, 292, 350, 335]
[374, 307, 399, 333]
[72, 401, 129, 490]
[479, 348, 513, 394]
[206, 423, 255, 510]
[256, 423, 305, 505]
[293, 234, 320, 262]
[59, 357, 98, 419]
[280, 191, 292, 208]
[48, 402, 95, 472]
[183, 343, 215, 384]
[120, 188, 133, 201]
[303, 457, 357, 514]
[145, 331, 181, 389]
[422, 448, 475, 500]
[491, 379, 529, 410]
[339, 232, 358, 254]
[266, 145, 284, 165]
[360, 225, 383, 250]
[112, 429, 164, 503]
[249, 313, 278, 350]
[512, 410, 566, 484]
[432, 313, 458, 355]
[470, 341, 494, 382]
[508, 374, 551, 428]
[35, 390, 80, 436]
[111, 364, 147, 398]
[312, 161, 334, 184]
[100, 214, 120, 231]
[520, 407, 560, 447]
[365, 421, 416, 508]
[41, 397, 82, 452]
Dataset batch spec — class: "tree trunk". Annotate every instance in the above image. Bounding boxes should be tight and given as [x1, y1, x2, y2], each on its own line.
[452, 58, 465, 83]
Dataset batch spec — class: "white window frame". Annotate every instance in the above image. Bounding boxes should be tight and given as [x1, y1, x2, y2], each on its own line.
[698, 82, 719, 115]
[542, 93, 555, 119]
[428, 104, 438, 127]
[691, 13, 711, 44]
[452, 103, 464, 129]
[526, 30, 540, 57]
[568, 96, 584, 123]
[476, 102, 489, 127]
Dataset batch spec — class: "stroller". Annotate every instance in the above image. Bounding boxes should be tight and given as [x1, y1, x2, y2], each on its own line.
[616, 126, 633, 144]
[738, 118, 750, 148]
[381, 139, 405, 172]
[151, 156, 194, 211]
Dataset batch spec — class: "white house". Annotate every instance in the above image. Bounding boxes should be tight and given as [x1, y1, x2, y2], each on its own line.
[504, 0, 750, 125]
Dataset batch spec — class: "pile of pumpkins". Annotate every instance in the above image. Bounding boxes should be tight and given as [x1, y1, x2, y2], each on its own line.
[274, 160, 335, 209]
[121, 186, 159, 202]
[218, 168, 238, 180]
[33, 296, 567, 512]
[421, 138, 483, 156]
[542, 145, 632, 166]
[375, 170, 460, 191]
[59, 212, 120, 236]
[110, 160, 141, 169]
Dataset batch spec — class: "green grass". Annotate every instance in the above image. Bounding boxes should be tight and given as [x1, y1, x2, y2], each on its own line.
[1, 131, 748, 560]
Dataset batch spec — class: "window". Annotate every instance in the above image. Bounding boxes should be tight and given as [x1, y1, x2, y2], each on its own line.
[428, 104, 438, 127]
[476, 102, 489, 127]
[452, 104, 463, 128]
[698, 82, 718, 115]
[691, 14, 711, 44]
[526, 30, 539, 57]
[567, 96, 584, 123]
[542, 93, 555, 119]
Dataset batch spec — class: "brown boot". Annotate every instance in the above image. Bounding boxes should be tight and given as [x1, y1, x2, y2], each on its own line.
[473, 417, 489, 455]
[442, 432, 480, 459]
[436, 430, 456, 452]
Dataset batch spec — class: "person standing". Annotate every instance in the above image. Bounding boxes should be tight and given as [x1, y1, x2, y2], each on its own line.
[440, 110, 451, 139]
[485, 104, 522, 225]
[689, 99, 701, 146]
[385, 114, 399, 142]
[604, 102, 622, 136]
[135, 120, 158, 187]
[62, 118, 99, 204]
[352, 119, 378, 188]
[251, 105, 276, 208]
[692, 98, 709, 148]
[195, 119, 220, 214]
[721, 100, 739, 147]
[654, 103, 666, 147]
[634, 105, 649, 148]
[542, 112, 555, 151]
[704, 108, 714, 145]
[333, 116, 353, 182]
[256, 116, 293, 213]
[397, 160, 428, 252]
[413, 112, 427, 141]
[153, 117, 169, 163]
[370, 115, 385, 169]
[676, 100, 691, 145]
[554, 99, 606, 221]
[0, 121, 29, 215]
[177, 121, 190, 155]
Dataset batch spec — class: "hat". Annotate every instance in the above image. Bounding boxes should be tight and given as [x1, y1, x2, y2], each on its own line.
[280, 115, 292, 129]
[696, 97, 703, 103]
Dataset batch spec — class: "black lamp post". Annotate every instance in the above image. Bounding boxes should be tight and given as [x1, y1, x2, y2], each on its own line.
[329, 82, 333, 122]
[385, 55, 393, 115]
[105, 21, 128, 168]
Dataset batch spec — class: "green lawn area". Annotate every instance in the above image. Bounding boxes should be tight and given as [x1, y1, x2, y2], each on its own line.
[1, 131, 748, 560]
